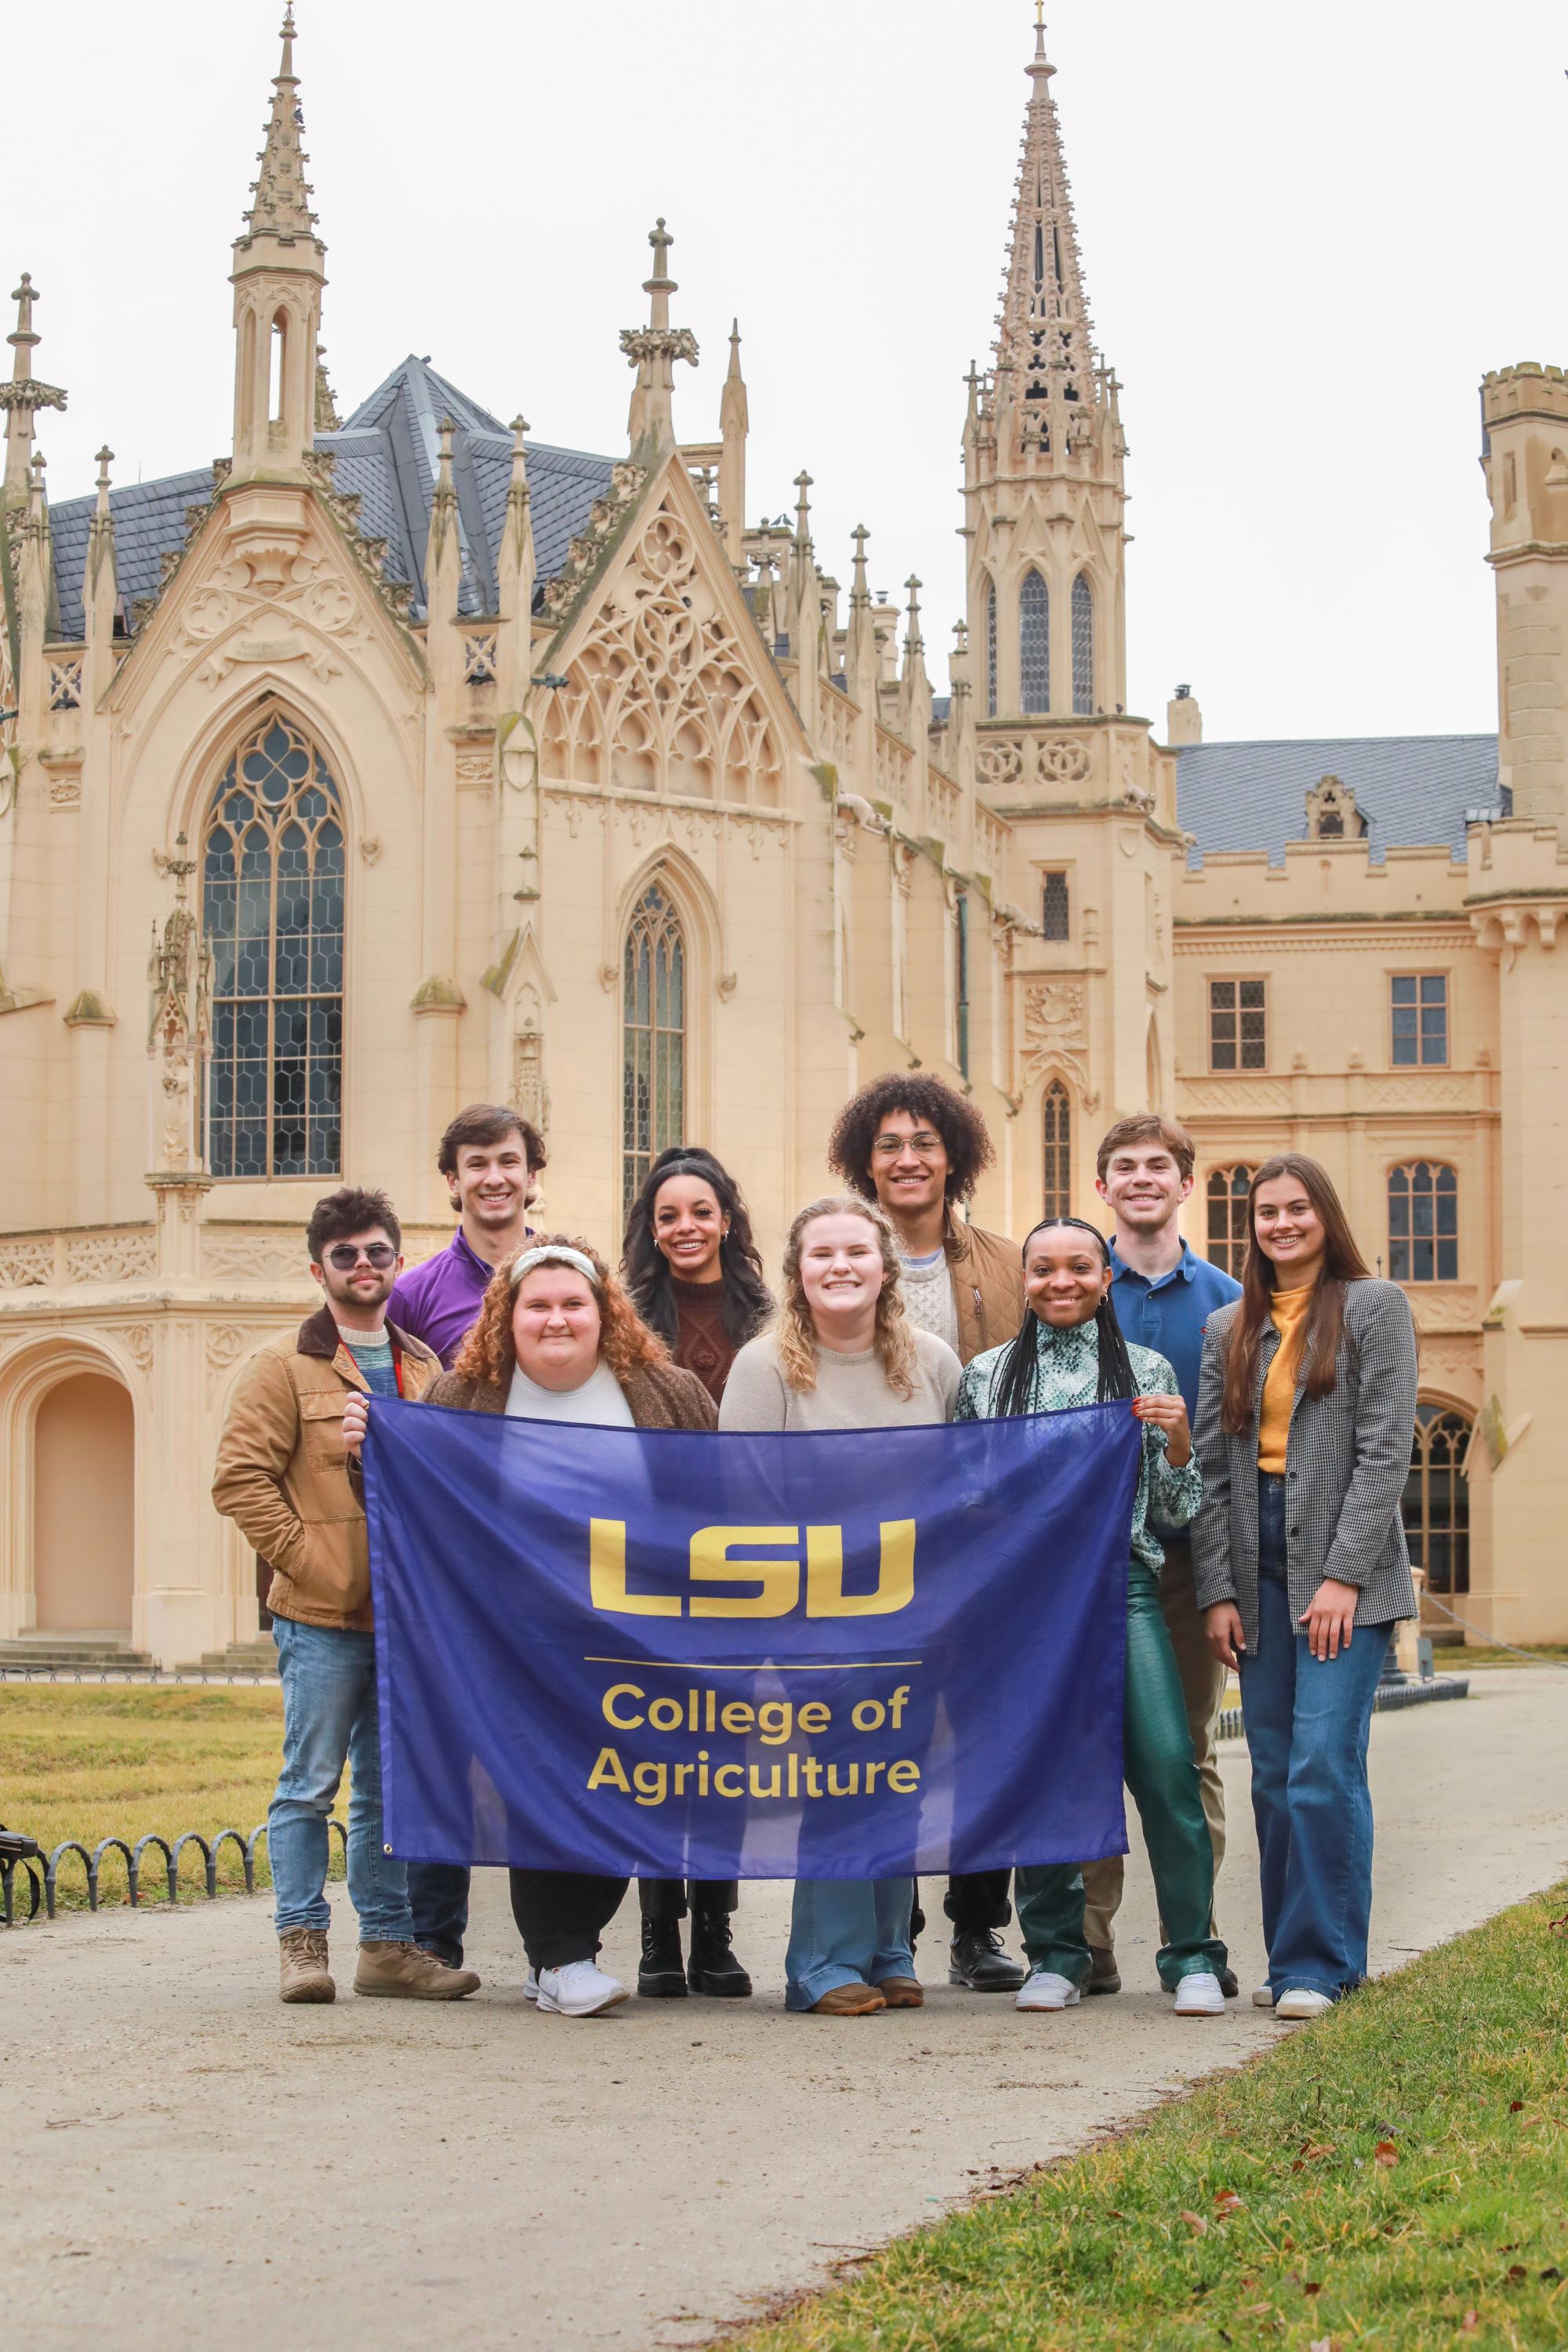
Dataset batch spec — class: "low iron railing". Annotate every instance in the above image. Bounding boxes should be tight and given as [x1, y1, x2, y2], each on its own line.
[0, 1817, 347, 1926]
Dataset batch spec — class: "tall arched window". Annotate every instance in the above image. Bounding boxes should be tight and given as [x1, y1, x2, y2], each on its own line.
[1401, 1404, 1472, 1597]
[1041, 1080, 1071, 1220]
[204, 713, 344, 1180]
[622, 878, 686, 1214]
[985, 579, 997, 718]
[1388, 1160, 1458, 1283]
[1071, 572, 1094, 714]
[1205, 1164, 1255, 1279]
[1019, 570, 1051, 713]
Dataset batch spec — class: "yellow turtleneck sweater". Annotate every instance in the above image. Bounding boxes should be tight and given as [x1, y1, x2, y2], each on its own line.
[1257, 1281, 1316, 1474]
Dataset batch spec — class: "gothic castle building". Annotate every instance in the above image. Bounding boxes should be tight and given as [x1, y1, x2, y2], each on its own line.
[2, 12, 1563, 1661]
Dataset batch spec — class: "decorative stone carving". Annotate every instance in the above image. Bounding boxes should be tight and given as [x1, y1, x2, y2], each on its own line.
[1020, 976, 1098, 1107]
[1179, 1078, 1294, 1113]
[359, 833, 383, 864]
[0, 1238, 53, 1289]
[511, 1027, 550, 1134]
[1040, 738, 1091, 784]
[201, 1229, 312, 1282]
[204, 1321, 272, 1400]
[49, 773, 82, 807]
[146, 837, 211, 1178]
[48, 659, 82, 711]
[539, 501, 782, 808]
[120, 1323, 155, 1377]
[64, 1231, 158, 1283]
[455, 750, 493, 790]
[978, 739, 1024, 791]
[462, 632, 497, 684]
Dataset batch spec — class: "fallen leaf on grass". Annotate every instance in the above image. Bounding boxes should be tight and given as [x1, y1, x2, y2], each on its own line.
[1507, 2264, 1528, 2285]
[1308, 2337, 1337, 2352]
[1214, 2189, 1245, 2218]
[1510, 2100, 1524, 2112]
[1304, 2281, 1323, 2295]
[1240, 2302, 1272, 2318]
[1461, 2314, 1479, 2336]
[1541, 2267, 1563, 2282]
[1374, 2140, 1399, 2169]
[1180, 2210, 1208, 2235]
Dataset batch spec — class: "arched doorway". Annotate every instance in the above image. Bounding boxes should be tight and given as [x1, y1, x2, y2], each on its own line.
[33, 1373, 135, 1634]
[1401, 1403, 1472, 1635]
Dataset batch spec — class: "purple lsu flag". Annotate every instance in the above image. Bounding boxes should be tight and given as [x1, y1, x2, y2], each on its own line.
[361, 1401, 1139, 1881]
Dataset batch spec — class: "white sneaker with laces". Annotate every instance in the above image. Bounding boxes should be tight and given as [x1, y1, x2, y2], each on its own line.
[1274, 1985, 1334, 2020]
[1014, 1968, 1081, 2011]
[1174, 1970, 1226, 2016]
[534, 1958, 629, 2016]
[1252, 1984, 1276, 2008]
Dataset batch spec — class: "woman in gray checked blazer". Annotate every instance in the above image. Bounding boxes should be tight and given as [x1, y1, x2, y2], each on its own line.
[1192, 1154, 1417, 2022]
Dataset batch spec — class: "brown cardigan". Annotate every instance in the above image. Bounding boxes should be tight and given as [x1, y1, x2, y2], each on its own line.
[424, 1356, 717, 1431]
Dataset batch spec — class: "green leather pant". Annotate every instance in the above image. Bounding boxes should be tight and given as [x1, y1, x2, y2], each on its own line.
[1016, 1559, 1228, 1991]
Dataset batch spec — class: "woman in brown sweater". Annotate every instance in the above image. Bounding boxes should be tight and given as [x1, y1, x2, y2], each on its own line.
[620, 1147, 775, 1999]
[344, 1234, 715, 2017]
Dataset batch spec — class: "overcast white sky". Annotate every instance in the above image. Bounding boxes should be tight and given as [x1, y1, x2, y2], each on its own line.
[13, 2, 1566, 740]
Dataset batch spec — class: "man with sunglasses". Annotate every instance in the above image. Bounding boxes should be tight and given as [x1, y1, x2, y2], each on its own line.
[214, 1187, 478, 2008]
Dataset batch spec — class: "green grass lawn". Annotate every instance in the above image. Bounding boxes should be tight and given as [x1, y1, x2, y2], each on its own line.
[0, 1682, 325, 1908]
[728, 1885, 1568, 2352]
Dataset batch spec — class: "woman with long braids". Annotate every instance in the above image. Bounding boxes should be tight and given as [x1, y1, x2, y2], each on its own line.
[956, 1217, 1232, 2016]
[721, 1195, 960, 2014]
[621, 1147, 774, 2000]
[1192, 1156, 1417, 2020]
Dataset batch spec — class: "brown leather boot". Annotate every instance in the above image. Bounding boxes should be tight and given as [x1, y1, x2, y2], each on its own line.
[354, 1940, 481, 1999]
[877, 1975, 924, 2009]
[278, 1927, 335, 2005]
[809, 1980, 887, 2015]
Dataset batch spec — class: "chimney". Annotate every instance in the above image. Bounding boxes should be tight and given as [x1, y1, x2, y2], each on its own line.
[1167, 683, 1203, 746]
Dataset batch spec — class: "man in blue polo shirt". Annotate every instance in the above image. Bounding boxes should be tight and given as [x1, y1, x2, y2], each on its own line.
[1090, 1113, 1242, 1998]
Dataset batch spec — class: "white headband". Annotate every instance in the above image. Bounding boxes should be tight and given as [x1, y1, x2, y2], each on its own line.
[510, 1244, 601, 1290]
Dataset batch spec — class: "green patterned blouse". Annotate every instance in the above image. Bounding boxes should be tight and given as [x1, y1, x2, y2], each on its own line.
[954, 1316, 1201, 1577]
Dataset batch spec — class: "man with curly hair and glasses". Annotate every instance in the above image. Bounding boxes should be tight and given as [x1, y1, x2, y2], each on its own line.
[826, 1073, 1028, 1992]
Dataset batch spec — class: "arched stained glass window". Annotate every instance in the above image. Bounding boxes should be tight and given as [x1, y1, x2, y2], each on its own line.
[1071, 572, 1094, 714]
[622, 879, 686, 1214]
[1205, 1164, 1255, 1279]
[1020, 570, 1051, 714]
[1388, 1161, 1458, 1283]
[985, 579, 998, 719]
[1401, 1404, 1472, 1596]
[1041, 1080, 1071, 1221]
[203, 713, 343, 1179]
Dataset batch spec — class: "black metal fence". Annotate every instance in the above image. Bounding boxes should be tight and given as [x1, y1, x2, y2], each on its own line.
[0, 1817, 347, 1928]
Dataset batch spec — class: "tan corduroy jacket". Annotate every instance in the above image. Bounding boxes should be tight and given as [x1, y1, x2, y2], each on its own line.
[212, 1303, 441, 1632]
[946, 1215, 1026, 1367]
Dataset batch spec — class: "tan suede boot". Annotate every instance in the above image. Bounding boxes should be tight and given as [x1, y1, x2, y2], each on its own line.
[278, 1927, 335, 2004]
[353, 1940, 481, 1999]
[809, 1980, 887, 2015]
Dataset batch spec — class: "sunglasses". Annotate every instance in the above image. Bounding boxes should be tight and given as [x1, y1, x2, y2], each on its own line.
[325, 1243, 397, 1271]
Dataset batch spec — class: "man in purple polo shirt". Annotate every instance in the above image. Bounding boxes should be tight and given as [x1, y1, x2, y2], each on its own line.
[388, 1102, 545, 1972]
[388, 1103, 546, 1369]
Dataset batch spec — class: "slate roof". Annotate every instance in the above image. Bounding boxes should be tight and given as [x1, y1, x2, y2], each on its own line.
[1175, 735, 1504, 867]
[47, 354, 615, 639]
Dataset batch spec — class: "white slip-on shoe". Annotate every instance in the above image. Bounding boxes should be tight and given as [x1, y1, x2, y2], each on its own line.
[523, 1969, 539, 2004]
[1173, 1969, 1226, 2016]
[1014, 1968, 1081, 2011]
[535, 1959, 629, 2016]
[1274, 1985, 1334, 2020]
[1252, 1984, 1276, 2008]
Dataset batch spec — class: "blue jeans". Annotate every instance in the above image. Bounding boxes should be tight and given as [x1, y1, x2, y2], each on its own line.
[786, 1878, 915, 2011]
[1238, 1475, 1390, 2000]
[270, 1617, 413, 1942]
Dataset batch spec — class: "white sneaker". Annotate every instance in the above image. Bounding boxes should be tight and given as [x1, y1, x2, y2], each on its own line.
[523, 1969, 539, 2004]
[1174, 1970, 1226, 2016]
[1252, 1984, 1276, 2008]
[1014, 1968, 1081, 2011]
[1274, 1985, 1334, 2020]
[534, 1959, 628, 2016]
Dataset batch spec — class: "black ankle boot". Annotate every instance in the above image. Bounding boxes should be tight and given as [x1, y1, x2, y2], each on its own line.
[637, 1915, 688, 1998]
[687, 1909, 752, 1998]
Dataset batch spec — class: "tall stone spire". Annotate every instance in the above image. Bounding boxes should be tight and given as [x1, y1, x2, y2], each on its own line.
[1, 273, 67, 510]
[229, 6, 328, 482]
[993, 7, 1095, 410]
[717, 320, 748, 564]
[963, 9, 1129, 722]
[621, 219, 698, 456]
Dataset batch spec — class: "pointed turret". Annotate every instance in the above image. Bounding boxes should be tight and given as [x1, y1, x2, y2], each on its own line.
[229, 6, 328, 482]
[424, 416, 462, 626]
[620, 219, 698, 456]
[845, 524, 877, 706]
[714, 319, 748, 565]
[495, 416, 535, 712]
[964, 11, 1129, 720]
[899, 574, 930, 739]
[994, 8, 1095, 411]
[84, 445, 118, 653]
[1, 273, 67, 510]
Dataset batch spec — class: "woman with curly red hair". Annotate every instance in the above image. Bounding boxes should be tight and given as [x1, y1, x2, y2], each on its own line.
[343, 1235, 714, 2017]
